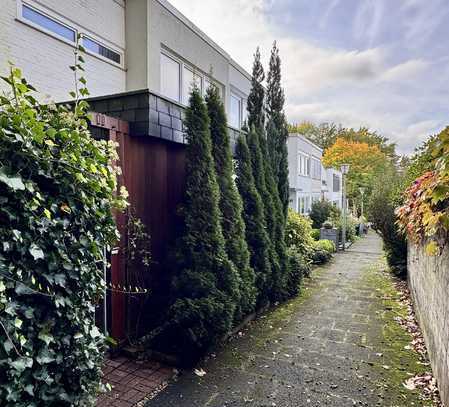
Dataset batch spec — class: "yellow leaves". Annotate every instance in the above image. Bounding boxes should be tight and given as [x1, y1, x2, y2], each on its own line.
[322, 138, 386, 171]
[425, 241, 440, 256]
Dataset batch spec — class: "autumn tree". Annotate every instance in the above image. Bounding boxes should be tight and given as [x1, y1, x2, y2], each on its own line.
[322, 138, 389, 208]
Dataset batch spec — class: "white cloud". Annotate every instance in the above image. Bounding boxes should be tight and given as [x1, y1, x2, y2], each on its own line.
[167, 0, 444, 155]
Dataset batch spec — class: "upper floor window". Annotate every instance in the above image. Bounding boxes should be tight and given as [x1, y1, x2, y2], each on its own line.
[160, 50, 222, 106]
[333, 174, 341, 192]
[311, 157, 321, 180]
[161, 53, 181, 102]
[22, 4, 75, 42]
[229, 93, 242, 129]
[83, 37, 121, 64]
[298, 152, 310, 176]
[182, 66, 202, 105]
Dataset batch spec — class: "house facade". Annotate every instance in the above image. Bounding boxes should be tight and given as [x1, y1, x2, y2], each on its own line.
[1, 0, 253, 341]
[0, 0, 251, 131]
[287, 133, 342, 215]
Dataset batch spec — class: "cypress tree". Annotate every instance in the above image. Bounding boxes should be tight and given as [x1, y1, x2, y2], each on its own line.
[266, 42, 290, 217]
[169, 88, 240, 358]
[247, 48, 287, 300]
[247, 47, 265, 130]
[205, 85, 257, 320]
[246, 127, 281, 298]
[235, 134, 271, 306]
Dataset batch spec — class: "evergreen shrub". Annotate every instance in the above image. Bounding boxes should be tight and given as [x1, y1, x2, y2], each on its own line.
[235, 135, 272, 307]
[205, 86, 256, 320]
[167, 88, 240, 361]
[0, 68, 126, 406]
[309, 200, 340, 229]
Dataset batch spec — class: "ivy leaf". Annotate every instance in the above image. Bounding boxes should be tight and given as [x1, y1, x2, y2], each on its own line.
[29, 244, 44, 260]
[11, 357, 33, 372]
[0, 168, 25, 191]
[38, 331, 54, 346]
[14, 318, 23, 329]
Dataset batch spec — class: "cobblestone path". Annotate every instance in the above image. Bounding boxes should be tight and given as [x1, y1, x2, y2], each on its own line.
[146, 233, 426, 407]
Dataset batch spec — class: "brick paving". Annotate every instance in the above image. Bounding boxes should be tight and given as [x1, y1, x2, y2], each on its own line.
[145, 233, 427, 406]
[97, 357, 174, 407]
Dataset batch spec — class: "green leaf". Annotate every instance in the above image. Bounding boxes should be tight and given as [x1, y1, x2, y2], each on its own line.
[0, 168, 25, 191]
[38, 331, 54, 346]
[29, 244, 44, 260]
[14, 318, 23, 329]
[11, 357, 33, 372]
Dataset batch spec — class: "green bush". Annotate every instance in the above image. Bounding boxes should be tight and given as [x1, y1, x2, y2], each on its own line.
[309, 200, 340, 229]
[285, 247, 309, 296]
[235, 134, 271, 307]
[311, 228, 320, 241]
[206, 85, 256, 321]
[368, 166, 407, 277]
[314, 239, 336, 253]
[0, 68, 125, 405]
[167, 88, 240, 361]
[285, 209, 315, 257]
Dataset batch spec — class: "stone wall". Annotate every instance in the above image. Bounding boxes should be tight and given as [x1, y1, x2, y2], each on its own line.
[408, 242, 449, 406]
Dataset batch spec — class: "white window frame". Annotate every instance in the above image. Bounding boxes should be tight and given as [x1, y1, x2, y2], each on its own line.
[229, 87, 248, 130]
[298, 152, 310, 177]
[16, 1, 124, 68]
[160, 48, 223, 105]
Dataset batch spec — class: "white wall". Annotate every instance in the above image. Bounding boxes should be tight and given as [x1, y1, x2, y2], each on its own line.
[0, 0, 126, 101]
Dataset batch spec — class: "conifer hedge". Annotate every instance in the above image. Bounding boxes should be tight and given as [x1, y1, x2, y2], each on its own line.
[234, 135, 272, 307]
[168, 88, 240, 358]
[206, 86, 256, 320]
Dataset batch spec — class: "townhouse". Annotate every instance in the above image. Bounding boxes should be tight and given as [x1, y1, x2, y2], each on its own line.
[287, 133, 342, 215]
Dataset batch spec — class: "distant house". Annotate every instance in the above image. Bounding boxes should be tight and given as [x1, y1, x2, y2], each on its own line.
[287, 134, 342, 215]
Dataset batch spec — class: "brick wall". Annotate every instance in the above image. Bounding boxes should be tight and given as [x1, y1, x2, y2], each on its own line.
[408, 242, 449, 406]
[0, 0, 125, 101]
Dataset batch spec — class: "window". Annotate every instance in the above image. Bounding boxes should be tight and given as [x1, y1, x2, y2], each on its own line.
[333, 174, 341, 192]
[311, 157, 321, 180]
[22, 4, 75, 42]
[242, 99, 248, 125]
[182, 66, 202, 105]
[160, 53, 180, 102]
[298, 195, 311, 215]
[229, 93, 241, 129]
[83, 37, 121, 64]
[298, 153, 310, 176]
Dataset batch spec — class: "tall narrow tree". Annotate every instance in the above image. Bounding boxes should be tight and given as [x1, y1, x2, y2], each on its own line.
[235, 134, 272, 306]
[247, 47, 265, 130]
[206, 85, 256, 320]
[266, 42, 290, 217]
[169, 88, 240, 358]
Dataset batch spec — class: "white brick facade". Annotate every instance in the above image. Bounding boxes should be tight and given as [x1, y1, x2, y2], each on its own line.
[0, 0, 126, 101]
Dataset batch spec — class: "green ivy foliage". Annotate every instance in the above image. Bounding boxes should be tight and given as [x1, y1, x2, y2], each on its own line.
[205, 86, 256, 321]
[0, 67, 126, 405]
[168, 88, 239, 360]
[234, 135, 272, 307]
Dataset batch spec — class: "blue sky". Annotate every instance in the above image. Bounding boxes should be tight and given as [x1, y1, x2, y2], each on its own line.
[169, 0, 449, 154]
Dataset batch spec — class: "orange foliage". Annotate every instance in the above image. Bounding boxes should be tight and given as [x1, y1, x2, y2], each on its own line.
[322, 138, 386, 172]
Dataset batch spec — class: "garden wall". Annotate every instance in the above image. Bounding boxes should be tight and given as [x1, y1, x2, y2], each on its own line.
[408, 242, 449, 406]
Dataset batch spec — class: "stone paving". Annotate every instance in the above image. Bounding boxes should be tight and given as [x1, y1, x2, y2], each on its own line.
[145, 233, 427, 407]
[97, 358, 173, 407]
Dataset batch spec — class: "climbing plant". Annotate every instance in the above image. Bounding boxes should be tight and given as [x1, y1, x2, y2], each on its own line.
[396, 127, 449, 256]
[0, 62, 126, 406]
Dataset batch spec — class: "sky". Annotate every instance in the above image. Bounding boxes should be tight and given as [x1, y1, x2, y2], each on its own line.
[168, 0, 449, 155]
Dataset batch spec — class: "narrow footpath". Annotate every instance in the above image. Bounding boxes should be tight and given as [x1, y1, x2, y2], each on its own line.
[146, 233, 428, 407]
